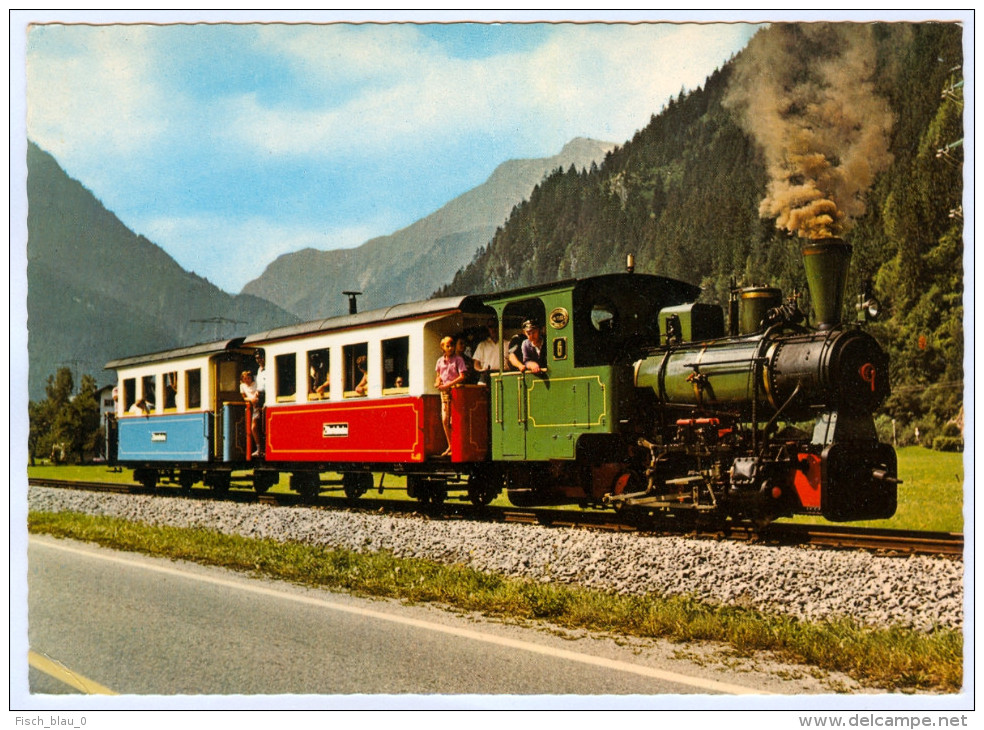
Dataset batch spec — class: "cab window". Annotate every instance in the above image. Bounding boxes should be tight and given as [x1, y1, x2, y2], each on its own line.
[502, 299, 546, 371]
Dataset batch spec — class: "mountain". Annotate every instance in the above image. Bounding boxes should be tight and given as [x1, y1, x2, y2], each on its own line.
[240, 137, 615, 320]
[26, 142, 300, 400]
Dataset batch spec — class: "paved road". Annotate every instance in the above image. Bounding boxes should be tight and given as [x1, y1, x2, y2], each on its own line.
[23, 535, 810, 702]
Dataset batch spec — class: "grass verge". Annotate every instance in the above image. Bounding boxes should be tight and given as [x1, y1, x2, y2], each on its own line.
[29, 509, 962, 693]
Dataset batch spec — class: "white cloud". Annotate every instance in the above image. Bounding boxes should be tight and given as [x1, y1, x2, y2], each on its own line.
[26, 25, 168, 164]
[225, 23, 752, 157]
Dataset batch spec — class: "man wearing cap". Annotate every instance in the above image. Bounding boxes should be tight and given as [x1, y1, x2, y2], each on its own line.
[520, 320, 547, 373]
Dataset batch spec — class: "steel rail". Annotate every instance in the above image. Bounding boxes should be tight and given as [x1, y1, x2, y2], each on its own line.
[27, 478, 962, 557]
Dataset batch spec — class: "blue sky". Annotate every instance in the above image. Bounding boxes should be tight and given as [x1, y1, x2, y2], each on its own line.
[22, 15, 765, 292]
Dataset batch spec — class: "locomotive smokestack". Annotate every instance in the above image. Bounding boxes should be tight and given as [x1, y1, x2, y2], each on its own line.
[801, 238, 852, 330]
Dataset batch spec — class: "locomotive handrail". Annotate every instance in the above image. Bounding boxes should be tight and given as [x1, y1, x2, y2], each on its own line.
[758, 381, 802, 456]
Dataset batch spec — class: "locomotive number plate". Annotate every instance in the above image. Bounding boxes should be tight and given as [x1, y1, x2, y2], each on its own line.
[151, 432, 167, 442]
[323, 422, 349, 437]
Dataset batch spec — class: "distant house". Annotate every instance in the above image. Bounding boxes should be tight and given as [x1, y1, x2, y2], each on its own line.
[96, 384, 116, 420]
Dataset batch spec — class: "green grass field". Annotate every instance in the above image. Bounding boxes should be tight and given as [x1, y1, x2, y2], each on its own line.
[26, 445, 966, 532]
[787, 446, 964, 532]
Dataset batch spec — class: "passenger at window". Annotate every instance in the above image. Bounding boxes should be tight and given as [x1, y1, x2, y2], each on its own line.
[354, 355, 368, 396]
[128, 398, 150, 416]
[520, 320, 548, 373]
[455, 334, 475, 383]
[472, 319, 501, 385]
[163, 375, 177, 409]
[434, 335, 468, 457]
[310, 355, 330, 396]
[240, 371, 263, 458]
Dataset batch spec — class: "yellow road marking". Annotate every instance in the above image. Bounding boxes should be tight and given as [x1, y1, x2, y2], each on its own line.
[28, 649, 117, 695]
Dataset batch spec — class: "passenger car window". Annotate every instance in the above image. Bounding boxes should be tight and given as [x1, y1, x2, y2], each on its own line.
[382, 337, 409, 391]
[343, 343, 369, 396]
[275, 353, 297, 400]
[122, 378, 136, 413]
[141, 375, 156, 411]
[307, 348, 331, 398]
[185, 369, 201, 410]
[163, 371, 178, 410]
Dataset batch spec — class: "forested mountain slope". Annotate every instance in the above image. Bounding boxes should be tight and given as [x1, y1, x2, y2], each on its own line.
[440, 23, 964, 443]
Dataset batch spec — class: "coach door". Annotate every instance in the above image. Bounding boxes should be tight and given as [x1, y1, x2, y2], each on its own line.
[213, 354, 249, 461]
[494, 371, 528, 459]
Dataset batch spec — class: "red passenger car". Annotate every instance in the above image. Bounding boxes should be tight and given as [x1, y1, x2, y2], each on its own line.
[245, 295, 500, 503]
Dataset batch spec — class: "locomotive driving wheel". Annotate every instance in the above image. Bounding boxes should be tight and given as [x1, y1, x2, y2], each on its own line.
[609, 470, 646, 513]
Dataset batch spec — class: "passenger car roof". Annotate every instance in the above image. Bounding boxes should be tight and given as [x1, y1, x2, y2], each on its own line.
[105, 338, 246, 370]
[243, 295, 489, 344]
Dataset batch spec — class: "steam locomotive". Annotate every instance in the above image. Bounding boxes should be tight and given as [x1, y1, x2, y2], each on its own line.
[106, 237, 897, 524]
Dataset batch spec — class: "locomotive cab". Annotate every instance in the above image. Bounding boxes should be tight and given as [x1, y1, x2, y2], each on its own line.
[485, 273, 702, 505]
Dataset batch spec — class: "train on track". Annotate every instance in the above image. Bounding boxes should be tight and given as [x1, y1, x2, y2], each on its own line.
[105, 237, 898, 524]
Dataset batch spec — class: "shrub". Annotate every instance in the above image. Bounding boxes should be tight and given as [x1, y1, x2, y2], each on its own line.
[931, 436, 964, 452]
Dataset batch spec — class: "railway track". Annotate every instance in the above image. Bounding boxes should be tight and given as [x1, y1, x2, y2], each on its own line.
[27, 477, 963, 558]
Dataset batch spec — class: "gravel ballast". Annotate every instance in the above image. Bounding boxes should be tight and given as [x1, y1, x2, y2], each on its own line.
[28, 487, 963, 632]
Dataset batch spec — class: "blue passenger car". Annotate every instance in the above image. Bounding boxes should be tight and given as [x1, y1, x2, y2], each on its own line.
[106, 339, 260, 490]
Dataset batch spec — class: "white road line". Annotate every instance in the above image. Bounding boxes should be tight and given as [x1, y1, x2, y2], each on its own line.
[31, 536, 772, 695]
